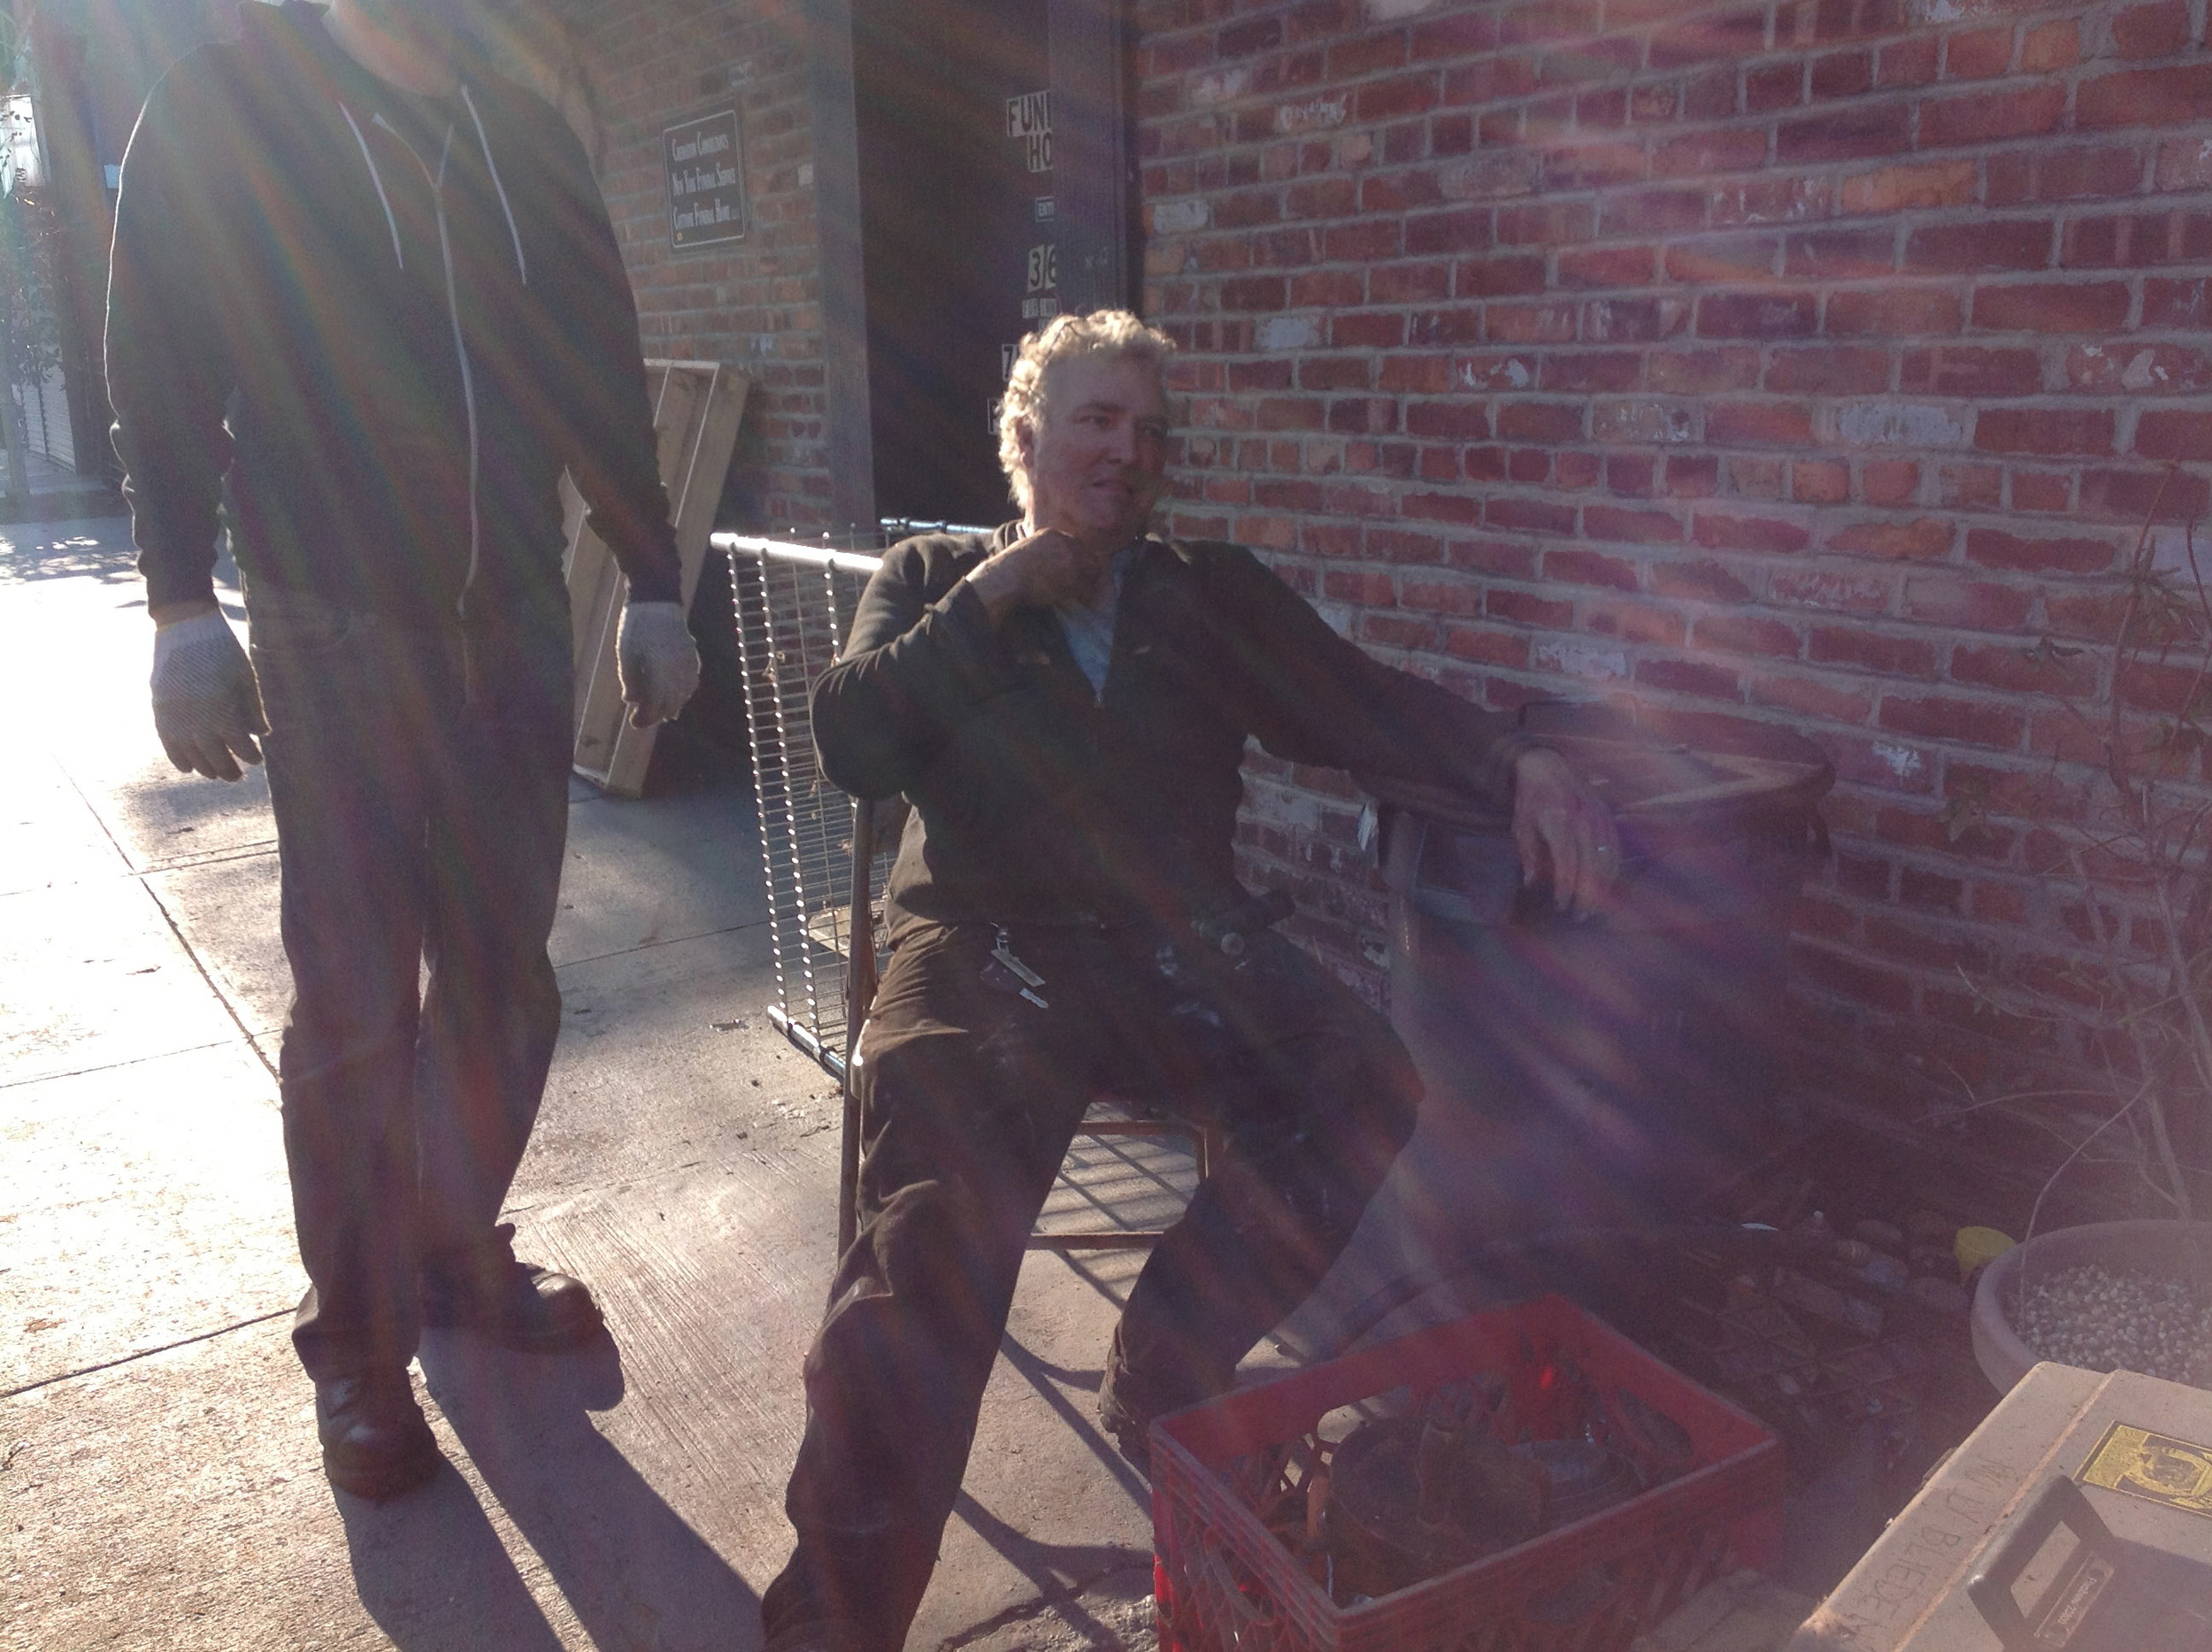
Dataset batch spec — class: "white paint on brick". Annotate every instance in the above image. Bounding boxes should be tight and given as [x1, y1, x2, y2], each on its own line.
[2120, 350, 2170, 391]
[1276, 96, 1348, 133]
[1532, 638, 1630, 681]
[796, 163, 814, 188]
[1871, 741, 1924, 780]
[1460, 357, 1532, 389]
[1191, 66, 1250, 106]
[1593, 399, 1694, 444]
[1833, 400, 1968, 449]
[1247, 783, 1322, 834]
[1256, 315, 1322, 351]
[1367, 0, 1443, 17]
[1440, 152, 1541, 200]
[1151, 199, 1209, 233]
[1313, 601, 1356, 638]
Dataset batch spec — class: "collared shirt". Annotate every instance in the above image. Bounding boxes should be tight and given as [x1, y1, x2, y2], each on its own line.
[1053, 544, 1139, 703]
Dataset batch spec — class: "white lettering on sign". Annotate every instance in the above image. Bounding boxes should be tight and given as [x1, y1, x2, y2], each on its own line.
[1020, 296, 1061, 320]
[664, 110, 746, 250]
[1025, 243, 1058, 295]
[1005, 90, 1051, 139]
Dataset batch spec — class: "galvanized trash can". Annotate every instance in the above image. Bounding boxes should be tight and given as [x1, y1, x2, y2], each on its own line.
[1291, 703, 1833, 1351]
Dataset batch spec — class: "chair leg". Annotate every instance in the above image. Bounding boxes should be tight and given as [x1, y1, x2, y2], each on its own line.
[836, 1077, 863, 1256]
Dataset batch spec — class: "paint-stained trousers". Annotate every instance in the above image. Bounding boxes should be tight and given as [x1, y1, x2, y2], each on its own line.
[249, 595, 574, 1381]
[761, 918, 1423, 1648]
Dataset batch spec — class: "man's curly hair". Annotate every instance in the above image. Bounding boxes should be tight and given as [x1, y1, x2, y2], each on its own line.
[997, 310, 1176, 512]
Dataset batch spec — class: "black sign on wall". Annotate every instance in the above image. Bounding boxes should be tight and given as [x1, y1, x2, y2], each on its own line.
[665, 110, 746, 251]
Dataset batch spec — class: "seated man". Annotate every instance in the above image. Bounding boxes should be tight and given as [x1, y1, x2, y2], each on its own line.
[762, 310, 1615, 1650]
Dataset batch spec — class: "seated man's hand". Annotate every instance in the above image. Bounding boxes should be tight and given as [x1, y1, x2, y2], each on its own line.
[1510, 748, 1620, 917]
[964, 529, 1116, 619]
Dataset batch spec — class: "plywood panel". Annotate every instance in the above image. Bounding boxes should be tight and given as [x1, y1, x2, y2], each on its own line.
[564, 361, 749, 795]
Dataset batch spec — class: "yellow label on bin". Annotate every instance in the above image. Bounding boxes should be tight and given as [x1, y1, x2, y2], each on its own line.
[2079, 1421, 2212, 1518]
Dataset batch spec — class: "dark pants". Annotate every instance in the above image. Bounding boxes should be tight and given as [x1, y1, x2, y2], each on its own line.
[762, 920, 1421, 1648]
[249, 595, 574, 1382]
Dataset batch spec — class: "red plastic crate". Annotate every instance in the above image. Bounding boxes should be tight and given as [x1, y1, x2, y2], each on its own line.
[1150, 1295, 1783, 1652]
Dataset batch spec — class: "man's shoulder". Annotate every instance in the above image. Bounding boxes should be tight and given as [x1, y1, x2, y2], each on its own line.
[881, 526, 999, 585]
[1148, 534, 1275, 586]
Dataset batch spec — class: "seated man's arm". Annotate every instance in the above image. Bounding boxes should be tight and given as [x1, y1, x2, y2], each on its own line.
[810, 542, 1018, 799]
[1201, 541, 1618, 911]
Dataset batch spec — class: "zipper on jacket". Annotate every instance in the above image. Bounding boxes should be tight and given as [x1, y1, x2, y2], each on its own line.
[460, 85, 526, 288]
[370, 110, 483, 619]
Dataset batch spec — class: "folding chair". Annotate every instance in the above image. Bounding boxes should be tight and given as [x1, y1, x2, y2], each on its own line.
[723, 528, 1217, 1258]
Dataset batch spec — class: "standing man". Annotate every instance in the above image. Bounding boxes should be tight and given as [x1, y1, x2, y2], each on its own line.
[762, 311, 1617, 1651]
[106, 0, 701, 1500]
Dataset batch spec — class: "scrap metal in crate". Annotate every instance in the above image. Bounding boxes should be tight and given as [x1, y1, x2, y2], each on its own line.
[1150, 1295, 1783, 1652]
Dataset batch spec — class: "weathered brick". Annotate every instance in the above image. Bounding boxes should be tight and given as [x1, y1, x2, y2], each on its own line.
[1829, 517, 1955, 560]
[1900, 347, 2041, 396]
[1923, 85, 2065, 148]
[1963, 526, 2120, 572]
[1698, 290, 1820, 338]
[1827, 286, 1963, 335]
[1556, 246, 1656, 289]
[1637, 657, 1744, 700]
[1769, 347, 1893, 395]
[1812, 624, 1938, 677]
[1749, 671, 1877, 724]
[1903, 219, 2054, 274]
[1694, 511, 1812, 554]
[1778, 103, 1912, 163]
[1862, 459, 1919, 504]
[1695, 614, 1802, 658]
[1970, 280, 2131, 333]
[1582, 504, 1684, 545]
[1707, 401, 1816, 447]
[2112, 0, 2190, 58]
[1651, 558, 1755, 602]
[1902, 576, 2033, 629]
[1486, 587, 1573, 627]
[1793, 459, 1851, 503]
[1951, 641, 2101, 696]
[1943, 26, 2011, 79]
[1879, 694, 2027, 749]
[1973, 409, 2115, 457]
[2135, 408, 2212, 459]
[2022, 19, 2080, 72]
[2078, 64, 2212, 128]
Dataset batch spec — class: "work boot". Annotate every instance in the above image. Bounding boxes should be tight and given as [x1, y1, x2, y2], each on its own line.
[315, 1369, 442, 1500]
[419, 1222, 604, 1353]
[1099, 1319, 1235, 1479]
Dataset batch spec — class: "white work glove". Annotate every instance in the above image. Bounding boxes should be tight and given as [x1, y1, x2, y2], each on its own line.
[616, 599, 701, 728]
[150, 610, 267, 782]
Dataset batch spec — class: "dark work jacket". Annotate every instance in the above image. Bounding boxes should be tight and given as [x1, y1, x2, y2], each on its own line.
[812, 526, 1540, 945]
[106, 1, 681, 632]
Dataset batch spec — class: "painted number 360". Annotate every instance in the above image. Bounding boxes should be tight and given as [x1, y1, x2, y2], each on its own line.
[1025, 243, 1058, 295]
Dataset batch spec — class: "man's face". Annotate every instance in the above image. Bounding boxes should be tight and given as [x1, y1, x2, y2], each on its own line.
[1019, 355, 1170, 549]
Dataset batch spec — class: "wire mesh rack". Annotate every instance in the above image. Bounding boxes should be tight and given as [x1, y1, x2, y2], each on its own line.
[719, 521, 994, 1080]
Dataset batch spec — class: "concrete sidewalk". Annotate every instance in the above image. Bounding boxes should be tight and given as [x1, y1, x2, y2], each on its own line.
[0, 518, 1163, 1650]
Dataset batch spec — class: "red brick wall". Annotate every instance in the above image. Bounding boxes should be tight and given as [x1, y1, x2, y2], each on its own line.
[1133, 0, 2212, 1110]
[570, 0, 833, 530]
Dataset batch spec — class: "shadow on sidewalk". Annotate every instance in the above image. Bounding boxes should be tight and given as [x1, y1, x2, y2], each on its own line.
[339, 1462, 568, 1651]
[418, 1330, 762, 1651]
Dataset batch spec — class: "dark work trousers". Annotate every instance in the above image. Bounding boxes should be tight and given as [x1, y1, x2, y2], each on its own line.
[762, 919, 1422, 1647]
[249, 594, 573, 1382]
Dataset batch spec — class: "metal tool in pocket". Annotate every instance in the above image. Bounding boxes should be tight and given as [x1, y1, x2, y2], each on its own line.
[982, 926, 1049, 1010]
